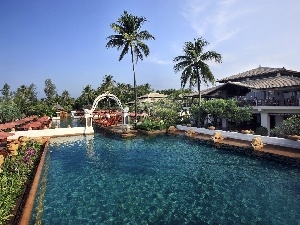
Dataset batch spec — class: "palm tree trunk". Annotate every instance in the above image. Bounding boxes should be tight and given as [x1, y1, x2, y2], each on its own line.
[197, 71, 201, 128]
[130, 46, 138, 127]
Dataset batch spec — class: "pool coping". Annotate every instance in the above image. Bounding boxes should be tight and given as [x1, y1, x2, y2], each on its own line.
[18, 141, 49, 225]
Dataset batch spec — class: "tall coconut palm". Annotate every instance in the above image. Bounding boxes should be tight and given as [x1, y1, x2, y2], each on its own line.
[106, 11, 155, 126]
[173, 37, 222, 106]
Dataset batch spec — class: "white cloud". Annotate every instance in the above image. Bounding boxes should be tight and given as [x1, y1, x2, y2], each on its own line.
[147, 56, 172, 65]
[182, 0, 253, 46]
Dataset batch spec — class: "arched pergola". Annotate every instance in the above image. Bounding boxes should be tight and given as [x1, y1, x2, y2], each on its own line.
[84, 92, 130, 129]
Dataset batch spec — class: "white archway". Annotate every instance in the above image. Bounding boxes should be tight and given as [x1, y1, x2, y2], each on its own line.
[84, 92, 130, 129]
[91, 92, 124, 112]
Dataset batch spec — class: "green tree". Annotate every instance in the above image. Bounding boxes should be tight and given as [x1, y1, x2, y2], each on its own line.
[106, 10, 155, 125]
[13, 84, 38, 116]
[44, 79, 57, 103]
[173, 37, 222, 127]
[136, 83, 153, 97]
[0, 101, 21, 123]
[59, 90, 75, 111]
[81, 85, 96, 108]
[28, 99, 54, 116]
[190, 99, 252, 128]
[150, 99, 181, 127]
[173, 37, 222, 106]
[95, 75, 118, 109]
[0, 83, 12, 102]
[114, 82, 133, 105]
[223, 99, 252, 126]
[28, 84, 38, 102]
[97, 74, 116, 94]
[271, 115, 300, 137]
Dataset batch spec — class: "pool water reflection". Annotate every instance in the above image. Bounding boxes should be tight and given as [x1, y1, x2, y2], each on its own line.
[30, 134, 300, 224]
[51, 116, 83, 128]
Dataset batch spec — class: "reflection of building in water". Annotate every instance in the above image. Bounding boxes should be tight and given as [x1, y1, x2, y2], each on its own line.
[50, 135, 95, 159]
[50, 135, 93, 145]
[71, 118, 82, 127]
[85, 135, 95, 159]
[51, 119, 60, 128]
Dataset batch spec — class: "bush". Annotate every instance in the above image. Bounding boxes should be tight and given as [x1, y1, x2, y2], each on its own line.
[270, 115, 300, 137]
[136, 118, 165, 131]
[256, 126, 268, 136]
[0, 140, 44, 224]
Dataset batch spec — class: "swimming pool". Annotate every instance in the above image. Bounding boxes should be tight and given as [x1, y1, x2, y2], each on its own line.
[30, 134, 300, 224]
[51, 116, 84, 128]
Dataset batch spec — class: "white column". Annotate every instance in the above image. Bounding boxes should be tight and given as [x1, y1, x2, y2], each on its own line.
[260, 112, 270, 135]
[122, 112, 130, 127]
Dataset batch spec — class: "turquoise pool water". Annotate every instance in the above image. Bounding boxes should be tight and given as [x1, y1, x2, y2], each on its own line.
[30, 134, 300, 224]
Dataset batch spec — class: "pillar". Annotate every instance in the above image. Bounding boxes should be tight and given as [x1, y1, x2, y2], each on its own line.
[122, 112, 130, 128]
[260, 112, 270, 136]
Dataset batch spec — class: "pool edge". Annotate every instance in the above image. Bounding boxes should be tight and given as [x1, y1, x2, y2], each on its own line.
[19, 141, 49, 225]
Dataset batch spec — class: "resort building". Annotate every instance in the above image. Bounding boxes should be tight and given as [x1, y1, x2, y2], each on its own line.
[187, 66, 300, 134]
[128, 92, 168, 104]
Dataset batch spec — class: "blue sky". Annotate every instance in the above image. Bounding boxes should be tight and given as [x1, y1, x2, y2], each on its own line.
[1, 0, 300, 98]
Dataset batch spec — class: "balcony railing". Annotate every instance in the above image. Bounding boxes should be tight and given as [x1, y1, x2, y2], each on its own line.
[238, 98, 300, 107]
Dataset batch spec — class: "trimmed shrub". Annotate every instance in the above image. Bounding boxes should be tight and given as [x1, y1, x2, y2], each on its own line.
[270, 115, 300, 137]
[256, 126, 268, 136]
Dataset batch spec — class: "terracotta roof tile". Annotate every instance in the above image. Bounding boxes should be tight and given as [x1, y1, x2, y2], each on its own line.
[187, 77, 300, 97]
[218, 66, 300, 82]
[241, 76, 300, 89]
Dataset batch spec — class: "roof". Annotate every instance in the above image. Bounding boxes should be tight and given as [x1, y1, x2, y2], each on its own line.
[185, 86, 224, 98]
[138, 92, 168, 99]
[218, 66, 300, 83]
[240, 76, 300, 90]
[55, 103, 64, 110]
[188, 76, 300, 97]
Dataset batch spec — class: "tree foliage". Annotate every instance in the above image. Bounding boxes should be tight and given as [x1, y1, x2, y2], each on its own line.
[271, 115, 300, 137]
[106, 10, 155, 124]
[0, 100, 21, 123]
[137, 99, 181, 128]
[44, 79, 57, 104]
[173, 37, 222, 106]
[190, 99, 252, 128]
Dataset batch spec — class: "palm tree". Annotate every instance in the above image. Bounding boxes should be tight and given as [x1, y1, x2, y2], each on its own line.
[173, 37, 222, 106]
[98, 74, 116, 94]
[82, 85, 95, 107]
[106, 11, 155, 126]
